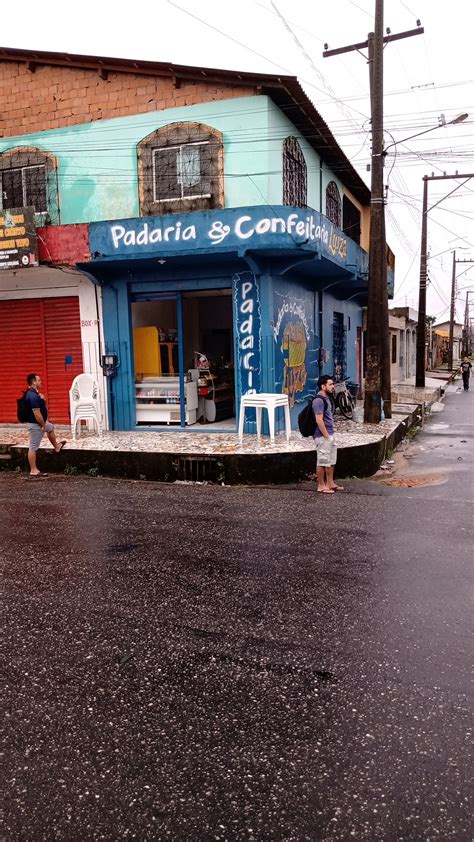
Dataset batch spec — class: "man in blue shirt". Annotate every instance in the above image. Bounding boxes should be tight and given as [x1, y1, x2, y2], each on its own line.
[24, 373, 66, 478]
[312, 375, 344, 494]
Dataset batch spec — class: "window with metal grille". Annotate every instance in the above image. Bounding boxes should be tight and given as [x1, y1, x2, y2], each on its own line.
[152, 141, 212, 202]
[1, 165, 47, 212]
[326, 181, 341, 227]
[283, 136, 307, 207]
[138, 123, 224, 216]
[342, 195, 361, 244]
[0, 148, 58, 221]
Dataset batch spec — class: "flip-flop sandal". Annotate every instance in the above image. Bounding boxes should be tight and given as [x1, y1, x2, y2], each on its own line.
[57, 441, 67, 452]
[317, 488, 335, 494]
[330, 485, 346, 491]
[29, 472, 49, 478]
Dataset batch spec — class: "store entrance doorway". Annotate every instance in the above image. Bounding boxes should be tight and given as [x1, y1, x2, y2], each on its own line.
[131, 289, 235, 430]
[182, 289, 235, 429]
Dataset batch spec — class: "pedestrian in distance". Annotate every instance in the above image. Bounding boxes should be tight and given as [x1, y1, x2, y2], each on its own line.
[313, 374, 344, 494]
[459, 357, 472, 391]
[23, 373, 66, 478]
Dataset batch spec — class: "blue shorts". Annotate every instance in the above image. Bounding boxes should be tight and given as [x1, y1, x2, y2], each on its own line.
[27, 421, 54, 451]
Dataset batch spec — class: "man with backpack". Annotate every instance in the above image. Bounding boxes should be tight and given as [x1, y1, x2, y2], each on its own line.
[312, 375, 344, 494]
[20, 374, 66, 478]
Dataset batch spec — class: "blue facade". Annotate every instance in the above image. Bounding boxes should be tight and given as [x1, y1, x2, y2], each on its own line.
[86, 205, 369, 433]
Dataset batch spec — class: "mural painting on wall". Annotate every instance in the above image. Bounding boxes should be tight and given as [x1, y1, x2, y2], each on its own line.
[233, 272, 262, 406]
[273, 291, 314, 407]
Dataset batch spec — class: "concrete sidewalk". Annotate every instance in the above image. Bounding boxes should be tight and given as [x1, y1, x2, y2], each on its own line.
[3, 373, 455, 484]
[392, 369, 454, 404]
[0, 404, 422, 484]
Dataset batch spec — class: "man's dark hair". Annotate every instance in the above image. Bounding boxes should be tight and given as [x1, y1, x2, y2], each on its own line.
[26, 373, 38, 386]
[317, 374, 332, 389]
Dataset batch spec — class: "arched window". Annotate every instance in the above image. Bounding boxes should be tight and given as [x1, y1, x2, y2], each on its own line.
[137, 122, 224, 216]
[283, 136, 307, 207]
[0, 147, 59, 222]
[326, 181, 341, 227]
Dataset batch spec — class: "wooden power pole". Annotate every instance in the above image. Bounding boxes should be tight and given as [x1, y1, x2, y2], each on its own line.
[324, 3, 423, 422]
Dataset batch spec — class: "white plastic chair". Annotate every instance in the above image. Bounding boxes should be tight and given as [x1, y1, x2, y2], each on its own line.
[69, 374, 102, 439]
[238, 393, 291, 443]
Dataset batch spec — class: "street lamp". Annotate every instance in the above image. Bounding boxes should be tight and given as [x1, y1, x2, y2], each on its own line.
[383, 112, 468, 156]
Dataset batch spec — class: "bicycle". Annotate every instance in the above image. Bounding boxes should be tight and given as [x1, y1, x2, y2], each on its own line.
[331, 379, 357, 420]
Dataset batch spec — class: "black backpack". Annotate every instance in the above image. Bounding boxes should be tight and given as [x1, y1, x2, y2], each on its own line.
[298, 394, 328, 437]
[17, 390, 31, 423]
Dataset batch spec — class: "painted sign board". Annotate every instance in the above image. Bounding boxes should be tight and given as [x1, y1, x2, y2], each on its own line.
[234, 272, 262, 401]
[89, 205, 362, 273]
[0, 206, 38, 270]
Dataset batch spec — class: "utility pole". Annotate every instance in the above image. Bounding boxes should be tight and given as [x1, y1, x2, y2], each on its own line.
[415, 173, 474, 386]
[416, 176, 429, 385]
[448, 251, 456, 371]
[462, 292, 469, 356]
[462, 291, 474, 356]
[366, 4, 387, 420]
[448, 258, 474, 367]
[324, 4, 423, 422]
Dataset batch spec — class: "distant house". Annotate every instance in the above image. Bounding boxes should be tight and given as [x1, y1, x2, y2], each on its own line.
[388, 306, 418, 382]
[1, 47, 394, 432]
[432, 321, 463, 367]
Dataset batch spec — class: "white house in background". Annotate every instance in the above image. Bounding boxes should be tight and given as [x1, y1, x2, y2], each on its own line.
[388, 306, 418, 383]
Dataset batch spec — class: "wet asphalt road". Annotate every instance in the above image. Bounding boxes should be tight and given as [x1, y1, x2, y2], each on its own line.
[2, 384, 473, 840]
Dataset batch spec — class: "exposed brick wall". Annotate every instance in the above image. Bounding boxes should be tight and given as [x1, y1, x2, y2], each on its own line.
[0, 60, 256, 137]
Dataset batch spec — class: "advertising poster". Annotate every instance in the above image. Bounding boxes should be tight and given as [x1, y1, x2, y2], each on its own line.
[0, 206, 38, 270]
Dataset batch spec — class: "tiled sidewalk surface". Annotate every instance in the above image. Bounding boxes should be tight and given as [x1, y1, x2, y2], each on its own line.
[0, 416, 404, 456]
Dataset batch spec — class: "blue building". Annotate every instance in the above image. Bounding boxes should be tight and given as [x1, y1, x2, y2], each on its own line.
[86, 205, 370, 432]
[1, 49, 394, 432]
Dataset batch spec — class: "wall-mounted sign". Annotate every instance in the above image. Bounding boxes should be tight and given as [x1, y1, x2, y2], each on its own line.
[234, 272, 262, 410]
[0, 207, 38, 270]
[89, 206, 361, 273]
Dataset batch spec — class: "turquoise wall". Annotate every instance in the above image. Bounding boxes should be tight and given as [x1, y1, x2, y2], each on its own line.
[1, 95, 348, 224]
[266, 99, 322, 210]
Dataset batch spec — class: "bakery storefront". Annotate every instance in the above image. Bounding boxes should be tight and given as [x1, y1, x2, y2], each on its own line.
[85, 205, 369, 434]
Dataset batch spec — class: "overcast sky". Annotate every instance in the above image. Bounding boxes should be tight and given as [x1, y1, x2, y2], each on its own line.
[4, 0, 474, 323]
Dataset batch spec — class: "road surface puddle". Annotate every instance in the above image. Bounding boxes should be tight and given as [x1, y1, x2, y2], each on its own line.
[381, 473, 447, 487]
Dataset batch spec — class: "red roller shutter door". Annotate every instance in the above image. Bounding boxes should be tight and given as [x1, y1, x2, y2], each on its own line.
[43, 298, 83, 422]
[0, 297, 83, 423]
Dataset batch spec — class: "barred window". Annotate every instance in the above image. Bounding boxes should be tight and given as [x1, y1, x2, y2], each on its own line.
[0, 148, 57, 218]
[326, 181, 341, 227]
[283, 137, 307, 207]
[138, 123, 224, 216]
[1, 165, 46, 212]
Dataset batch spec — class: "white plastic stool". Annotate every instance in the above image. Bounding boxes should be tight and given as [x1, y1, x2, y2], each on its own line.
[238, 393, 291, 442]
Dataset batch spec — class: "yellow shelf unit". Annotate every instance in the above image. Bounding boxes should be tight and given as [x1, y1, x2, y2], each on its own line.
[133, 327, 178, 377]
